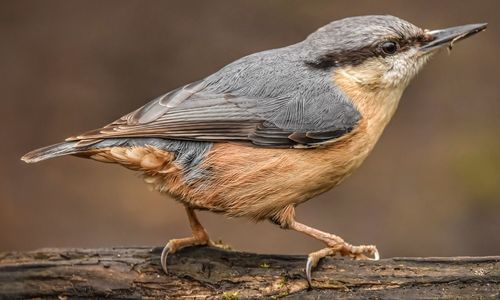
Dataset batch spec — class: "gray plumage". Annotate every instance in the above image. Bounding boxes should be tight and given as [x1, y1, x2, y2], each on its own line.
[23, 15, 424, 164]
[70, 47, 361, 147]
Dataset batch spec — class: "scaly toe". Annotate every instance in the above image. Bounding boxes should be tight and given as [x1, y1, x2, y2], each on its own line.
[359, 245, 380, 261]
[350, 245, 380, 261]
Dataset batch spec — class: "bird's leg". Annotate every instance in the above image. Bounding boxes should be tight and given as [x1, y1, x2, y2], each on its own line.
[274, 206, 379, 287]
[290, 220, 379, 285]
[160, 205, 212, 273]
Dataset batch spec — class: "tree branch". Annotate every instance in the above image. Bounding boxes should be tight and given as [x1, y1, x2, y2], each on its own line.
[0, 247, 498, 299]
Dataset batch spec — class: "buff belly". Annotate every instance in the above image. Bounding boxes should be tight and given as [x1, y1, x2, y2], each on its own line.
[86, 119, 375, 222]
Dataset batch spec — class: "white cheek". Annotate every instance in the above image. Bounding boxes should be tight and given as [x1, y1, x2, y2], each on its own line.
[383, 48, 430, 87]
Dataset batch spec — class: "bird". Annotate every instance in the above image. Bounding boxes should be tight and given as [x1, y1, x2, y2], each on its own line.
[22, 15, 486, 286]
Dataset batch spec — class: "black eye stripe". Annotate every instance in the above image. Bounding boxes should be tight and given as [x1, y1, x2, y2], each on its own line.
[305, 33, 428, 70]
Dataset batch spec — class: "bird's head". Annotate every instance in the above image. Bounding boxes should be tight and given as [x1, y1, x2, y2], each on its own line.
[304, 15, 487, 90]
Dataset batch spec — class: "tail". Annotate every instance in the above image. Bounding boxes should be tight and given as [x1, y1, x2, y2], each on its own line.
[21, 141, 94, 163]
[22, 137, 213, 166]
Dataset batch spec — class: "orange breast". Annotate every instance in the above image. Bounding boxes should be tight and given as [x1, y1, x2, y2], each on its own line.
[88, 120, 375, 222]
[182, 120, 376, 221]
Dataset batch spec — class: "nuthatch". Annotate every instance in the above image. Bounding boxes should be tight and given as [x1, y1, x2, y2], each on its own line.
[22, 15, 486, 286]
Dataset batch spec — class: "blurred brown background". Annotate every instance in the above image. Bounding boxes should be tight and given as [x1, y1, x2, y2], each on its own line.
[1, 1, 499, 257]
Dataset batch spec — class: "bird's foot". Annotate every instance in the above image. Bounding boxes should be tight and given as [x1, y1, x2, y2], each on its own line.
[160, 233, 212, 274]
[212, 239, 233, 251]
[306, 242, 379, 287]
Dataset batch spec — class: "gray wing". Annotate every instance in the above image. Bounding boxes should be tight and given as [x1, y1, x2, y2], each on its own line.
[70, 51, 361, 148]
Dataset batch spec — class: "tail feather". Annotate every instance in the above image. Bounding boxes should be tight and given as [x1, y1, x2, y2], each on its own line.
[21, 141, 86, 163]
[22, 138, 213, 169]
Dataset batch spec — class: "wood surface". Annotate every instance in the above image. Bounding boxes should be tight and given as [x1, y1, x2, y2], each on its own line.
[0, 246, 498, 299]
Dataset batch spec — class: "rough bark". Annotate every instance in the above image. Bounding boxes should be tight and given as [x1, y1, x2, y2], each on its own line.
[0, 246, 498, 299]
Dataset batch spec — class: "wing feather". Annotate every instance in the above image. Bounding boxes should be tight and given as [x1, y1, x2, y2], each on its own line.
[68, 51, 362, 148]
[68, 79, 360, 147]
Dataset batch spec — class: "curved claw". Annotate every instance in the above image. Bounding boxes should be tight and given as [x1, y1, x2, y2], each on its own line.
[360, 245, 380, 261]
[160, 242, 171, 274]
[305, 256, 314, 288]
[304, 245, 379, 288]
[371, 248, 380, 261]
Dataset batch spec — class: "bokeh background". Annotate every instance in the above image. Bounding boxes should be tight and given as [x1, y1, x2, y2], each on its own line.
[1, 1, 499, 258]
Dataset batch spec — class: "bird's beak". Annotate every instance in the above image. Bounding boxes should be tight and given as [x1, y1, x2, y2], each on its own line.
[420, 23, 487, 51]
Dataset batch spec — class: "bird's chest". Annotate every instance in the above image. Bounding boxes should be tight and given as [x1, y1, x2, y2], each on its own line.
[187, 122, 376, 215]
[290, 119, 378, 195]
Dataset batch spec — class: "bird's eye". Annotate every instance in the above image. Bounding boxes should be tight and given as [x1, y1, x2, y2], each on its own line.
[380, 41, 399, 55]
